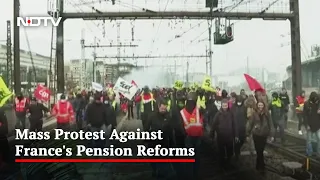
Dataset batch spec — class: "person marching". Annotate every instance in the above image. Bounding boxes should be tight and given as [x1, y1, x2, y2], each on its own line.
[141, 86, 155, 130]
[180, 92, 204, 179]
[26, 97, 50, 132]
[51, 94, 75, 131]
[14, 93, 28, 130]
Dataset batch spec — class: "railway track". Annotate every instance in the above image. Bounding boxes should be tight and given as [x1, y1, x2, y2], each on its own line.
[199, 137, 268, 180]
[267, 131, 320, 180]
[110, 136, 269, 180]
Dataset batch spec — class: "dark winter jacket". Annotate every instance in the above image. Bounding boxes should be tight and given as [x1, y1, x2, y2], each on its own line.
[211, 109, 237, 142]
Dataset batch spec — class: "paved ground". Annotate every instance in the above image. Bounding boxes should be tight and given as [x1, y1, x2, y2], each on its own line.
[75, 116, 148, 180]
[286, 120, 299, 134]
[5, 109, 17, 134]
[6, 108, 53, 136]
[286, 119, 310, 139]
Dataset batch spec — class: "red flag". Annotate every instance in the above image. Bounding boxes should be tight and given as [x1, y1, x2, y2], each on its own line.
[131, 80, 138, 87]
[243, 74, 265, 92]
[34, 84, 51, 102]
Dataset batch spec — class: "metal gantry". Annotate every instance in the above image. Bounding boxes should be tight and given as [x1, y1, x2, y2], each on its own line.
[95, 55, 208, 59]
[84, 44, 138, 48]
[65, 11, 293, 20]
[13, 0, 21, 94]
[48, 0, 302, 99]
[6, 20, 12, 88]
[116, 22, 121, 80]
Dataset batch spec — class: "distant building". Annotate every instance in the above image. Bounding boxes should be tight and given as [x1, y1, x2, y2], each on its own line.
[188, 72, 206, 84]
[68, 59, 139, 88]
[0, 44, 54, 87]
[68, 59, 82, 83]
[286, 57, 320, 88]
[104, 63, 140, 84]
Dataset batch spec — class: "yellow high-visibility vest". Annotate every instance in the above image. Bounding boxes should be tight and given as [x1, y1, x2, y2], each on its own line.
[112, 101, 117, 110]
[271, 99, 282, 108]
[140, 93, 154, 113]
[167, 99, 171, 111]
[197, 96, 206, 109]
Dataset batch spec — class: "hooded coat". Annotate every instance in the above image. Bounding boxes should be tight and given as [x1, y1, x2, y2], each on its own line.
[303, 92, 320, 132]
[211, 99, 238, 142]
[231, 96, 247, 139]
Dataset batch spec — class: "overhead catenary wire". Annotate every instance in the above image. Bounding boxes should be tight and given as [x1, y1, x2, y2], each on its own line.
[22, 22, 37, 86]
[166, 21, 206, 44]
[260, 0, 282, 14]
[175, 0, 248, 55]
[19, 5, 37, 87]
[148, 0, 170, 55]
[158, 1, 245, 55]
[117, 0, 154, 12]
[69, 0, 101, 33]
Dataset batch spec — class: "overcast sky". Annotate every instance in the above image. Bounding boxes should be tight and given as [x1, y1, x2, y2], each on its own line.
[0, 0, 319, 76]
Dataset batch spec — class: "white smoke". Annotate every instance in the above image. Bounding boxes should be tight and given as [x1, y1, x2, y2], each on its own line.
[123, 67, 174, 88]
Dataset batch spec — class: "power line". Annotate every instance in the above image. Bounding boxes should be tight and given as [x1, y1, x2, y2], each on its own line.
[117, 0, 153, 11]
[188, 29, 208, 45]
[167, 21, 206, 44]
[228, 0, 246, 12]
[174, 1, 249, 56]
[96, 54, 208, 59]
[148, 0, 170, 55]
[157, 2, 244, 55]
[260, 0, 282, 14]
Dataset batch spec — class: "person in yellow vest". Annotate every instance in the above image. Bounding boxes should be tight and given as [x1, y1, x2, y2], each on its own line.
[163, 92, 172, 112]
[108, 92, 117, 112]
[269, 92, 285, 144]
[141, 86, 155, 130]
[196, 88, 206, 115]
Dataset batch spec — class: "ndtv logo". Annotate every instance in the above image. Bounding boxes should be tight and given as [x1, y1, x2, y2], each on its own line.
[17, 17, 62, 27]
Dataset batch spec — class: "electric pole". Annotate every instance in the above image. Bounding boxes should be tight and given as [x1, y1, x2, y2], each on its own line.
[208, 3, 214, 79]
[6, 20, 12, 88]
[205, 46, 208, 74]
[186, 61, 189, 87]
[116, 22, 121, 77]
[92, 37, 97, 82]
[55, 0, 65, 93]
[80, 29, 86, 88]
[13, 0, 20, 94]
[208, 21, 213, 78]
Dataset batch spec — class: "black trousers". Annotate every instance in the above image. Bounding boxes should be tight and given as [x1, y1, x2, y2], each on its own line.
[127, 105, 134, 120]
[252, 135, 267, 170]
[234, 138, 245, 158]
[29, 119, 43, 132]
[57, 123, 71, 131]
[76, 110, 83, 129]
[0, 137, 10, 164]
[217, 137, 234, 168]
[141, 113, 148, 130]
[297, 113, 304, 131]
[283, 112, 288, 128]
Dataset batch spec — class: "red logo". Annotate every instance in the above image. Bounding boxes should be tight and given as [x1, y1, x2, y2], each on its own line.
[34, 84, 51, 102]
